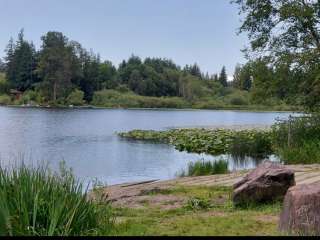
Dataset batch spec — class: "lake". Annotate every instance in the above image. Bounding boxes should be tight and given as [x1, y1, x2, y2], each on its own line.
[0, 107, 294, 185]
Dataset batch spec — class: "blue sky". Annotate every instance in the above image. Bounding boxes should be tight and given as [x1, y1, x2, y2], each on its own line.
[0, 0, 247, 76]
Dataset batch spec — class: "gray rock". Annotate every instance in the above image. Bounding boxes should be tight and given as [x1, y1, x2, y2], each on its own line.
[279, 183, 320, 235]
[233, 161, 295, 206]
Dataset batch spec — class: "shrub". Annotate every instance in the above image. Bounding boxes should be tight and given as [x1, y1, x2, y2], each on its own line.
[0, 95, 11, 105]
[67, 89, 85, 106]
[0, 74, 9, 94]
[272, 115, 320, 164]
[225, 90, 249, 106]
[278, 141, 320, 164]
[229, 96, 249, 106]
[0, 163, 114, 236]
[92, 90, 189, 109]
[21, 90, 44, 105]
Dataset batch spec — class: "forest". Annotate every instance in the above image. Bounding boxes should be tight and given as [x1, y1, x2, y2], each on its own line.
[0, 28, 315, 111]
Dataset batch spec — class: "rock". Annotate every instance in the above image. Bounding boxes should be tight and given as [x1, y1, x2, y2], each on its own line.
[279, 183, 320, 235]
[233, 161, 295, 206]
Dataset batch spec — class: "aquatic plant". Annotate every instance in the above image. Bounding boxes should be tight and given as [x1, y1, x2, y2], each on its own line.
[119, 128, 273, 158]
[179, 159, 229, 177]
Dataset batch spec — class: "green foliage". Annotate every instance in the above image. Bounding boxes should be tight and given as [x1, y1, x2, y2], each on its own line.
[67, 89, 84, 106]
[5, 29, 38, 91]
[233, 0, 320, 109]
[119, 128, 273, 158]
[179, 159, 229, 177]
[226, 90, 249, 106]
[219, 66, 228, 87]
[272, 115, 320, 164]
[2, 30, 304, 109]
[185, 197, 212, 210]
[0, 95, 11, 105]
[0, 163, 114, 236]
[0, 73, 9, 94]
[37, 31, 74, 102]
[92, 90, 189, 109]
[20, 90, 44, 105]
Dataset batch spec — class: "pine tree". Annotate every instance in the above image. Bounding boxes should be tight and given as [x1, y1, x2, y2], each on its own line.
[5, 37, 16, 86]
[37, 31, 74, 102]
[5, 30, 37, 91]
[219, 66, 228, 87]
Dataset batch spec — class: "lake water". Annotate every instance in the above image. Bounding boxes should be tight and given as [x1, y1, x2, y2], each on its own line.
[0, 107, 295, 185]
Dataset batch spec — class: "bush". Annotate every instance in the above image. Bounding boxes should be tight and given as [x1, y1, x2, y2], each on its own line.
[67, 89, 84, 106]
[0, 95, 11, 105]
[179, 159, 229, 177]
[229, 95, 249, 106]
[272, 115, 320, 164]
[0, 163, 114, 236]
[21, 90, 44, 105]
[0, 74, 9, 95]
[92, 90, 189, 109]
[278, 141, 320, 164]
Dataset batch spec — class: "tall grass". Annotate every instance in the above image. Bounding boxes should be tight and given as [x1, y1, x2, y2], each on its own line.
[229, 130, 273, 159]
[0, 163, 114, 236]
[179, 159, 229, 177]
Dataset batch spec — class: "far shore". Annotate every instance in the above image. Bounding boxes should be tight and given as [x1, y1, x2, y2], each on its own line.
[0, 103, 302, 114]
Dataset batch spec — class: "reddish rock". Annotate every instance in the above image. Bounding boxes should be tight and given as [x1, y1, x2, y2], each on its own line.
[279, 183, 320, 235]
[233, 161, 295, 206]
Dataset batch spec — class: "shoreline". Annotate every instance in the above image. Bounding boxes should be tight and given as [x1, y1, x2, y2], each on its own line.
[0, 104, 302, 113]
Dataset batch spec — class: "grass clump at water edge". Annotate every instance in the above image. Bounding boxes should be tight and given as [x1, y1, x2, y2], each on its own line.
[178, 159, 229, 177]
[0, 162, 114, 236]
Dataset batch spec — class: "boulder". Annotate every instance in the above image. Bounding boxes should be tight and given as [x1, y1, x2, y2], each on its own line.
[233, 161, 295, 206]
[279, 183, 320, 235]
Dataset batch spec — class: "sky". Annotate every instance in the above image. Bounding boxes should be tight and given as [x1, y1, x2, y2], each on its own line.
[0, 0, 248, 77]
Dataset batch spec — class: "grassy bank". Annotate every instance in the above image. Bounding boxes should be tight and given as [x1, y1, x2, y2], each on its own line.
[0, 86, 301, 111]
[107, 186, 281, 236]
[0, 163, 284, 236]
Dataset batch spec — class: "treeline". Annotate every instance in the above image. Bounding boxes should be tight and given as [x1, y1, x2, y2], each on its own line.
[232, 60, 307, 107]
[0, 30, 232, 104]
[0, 29, 306, 110]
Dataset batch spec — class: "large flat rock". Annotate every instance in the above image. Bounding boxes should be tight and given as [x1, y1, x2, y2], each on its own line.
[232, 161, 295, 206]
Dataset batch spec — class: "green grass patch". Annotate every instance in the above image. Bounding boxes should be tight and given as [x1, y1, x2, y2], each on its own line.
[109, 186, 281, 236]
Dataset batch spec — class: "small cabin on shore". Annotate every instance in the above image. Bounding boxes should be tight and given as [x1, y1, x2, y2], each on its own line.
[10, 89, 22, 101]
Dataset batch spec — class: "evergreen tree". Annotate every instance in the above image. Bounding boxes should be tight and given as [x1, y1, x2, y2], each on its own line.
[5, 37, 16, 87]
[219, 66, 228, 87]
[0, 58, 5, 72]
[4, 30, 37, 91]
[37, 31, 74, 102]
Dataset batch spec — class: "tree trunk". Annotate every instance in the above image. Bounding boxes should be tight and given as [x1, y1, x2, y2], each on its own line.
[53, 81, 57, 102]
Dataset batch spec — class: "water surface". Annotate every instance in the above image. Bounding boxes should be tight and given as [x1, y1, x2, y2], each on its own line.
[0, 107, 294, 185]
